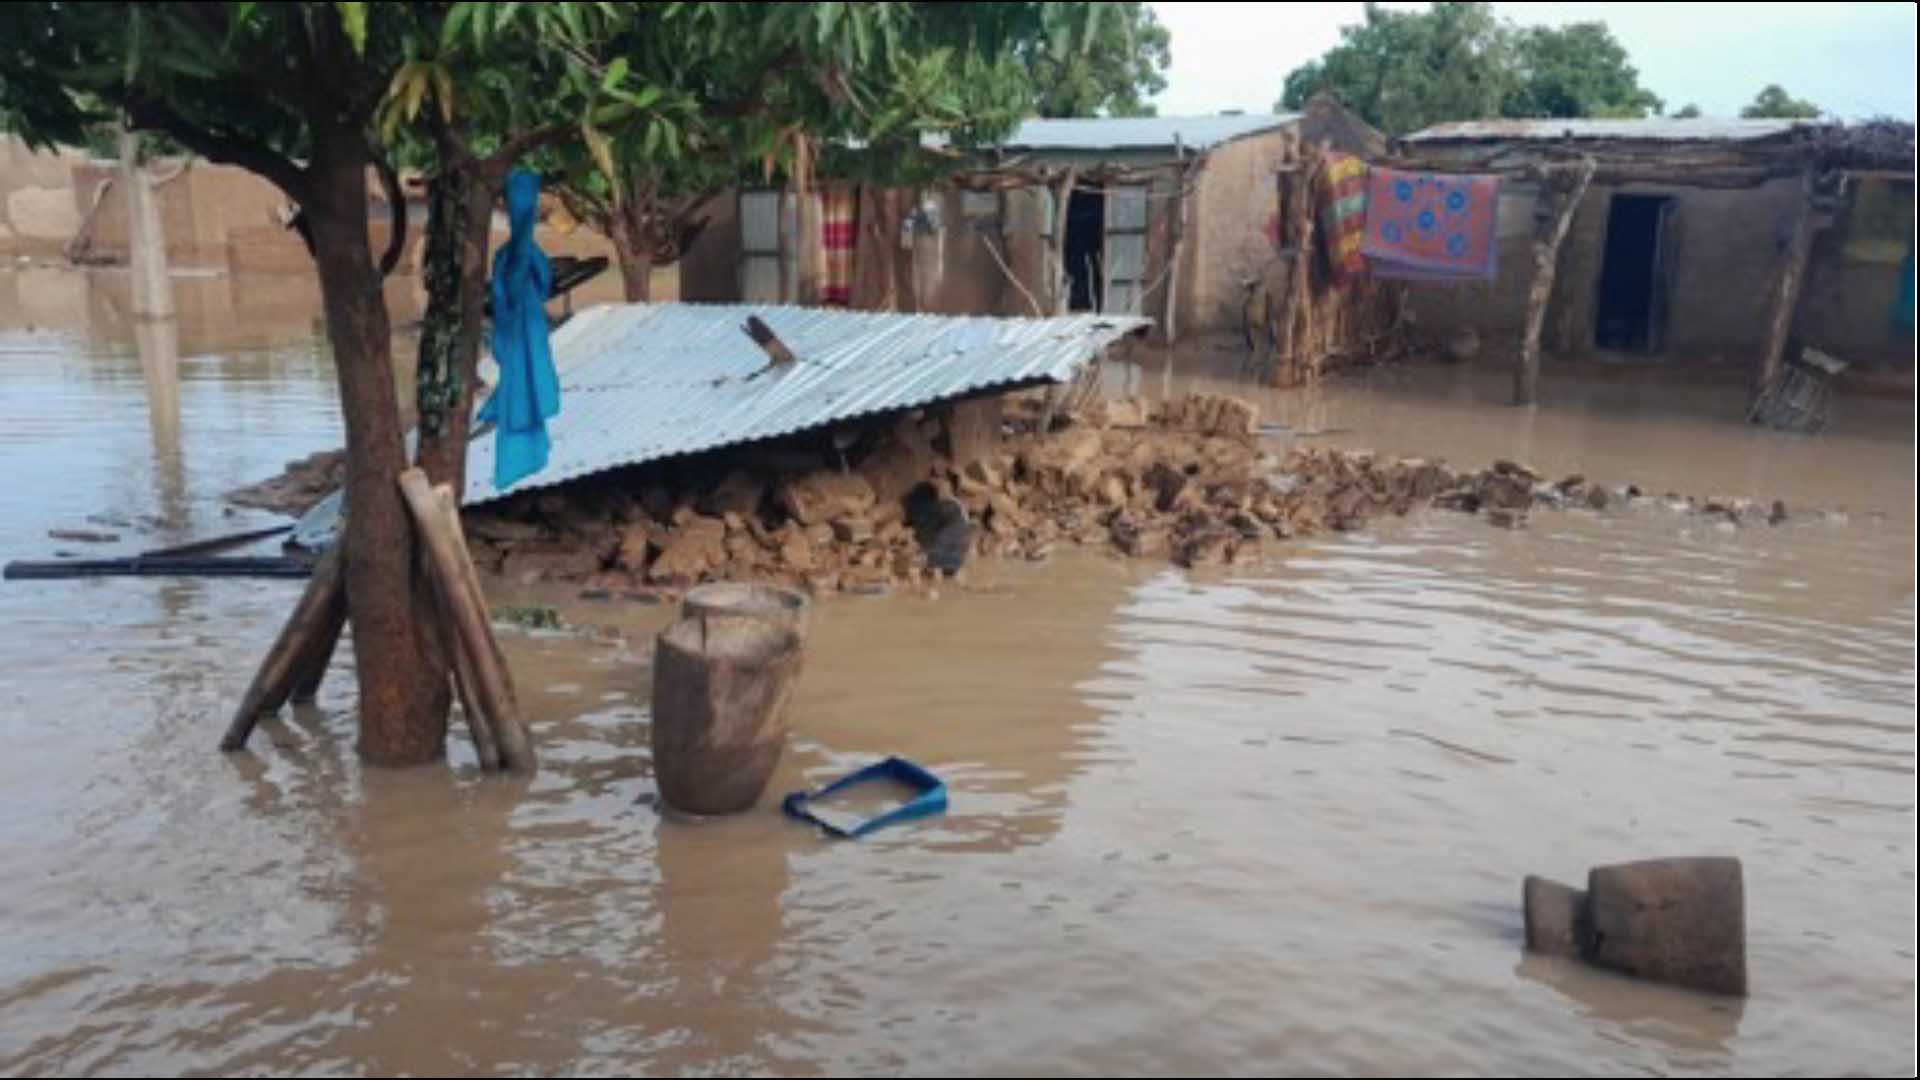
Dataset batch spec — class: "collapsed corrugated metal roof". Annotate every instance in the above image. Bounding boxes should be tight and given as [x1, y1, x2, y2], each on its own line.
[989, 112, 1300, 153]
[1404, 118, 1823, 144]
[460, 302, 1149, 505]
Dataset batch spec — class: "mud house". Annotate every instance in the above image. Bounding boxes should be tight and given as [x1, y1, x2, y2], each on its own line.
[677, 95, 1387, 345]
[1386, 118, 1916, 396]
[1, 135, 624, 284]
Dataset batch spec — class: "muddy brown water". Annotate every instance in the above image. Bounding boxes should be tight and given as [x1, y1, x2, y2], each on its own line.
[1, 270, 1914, 1076]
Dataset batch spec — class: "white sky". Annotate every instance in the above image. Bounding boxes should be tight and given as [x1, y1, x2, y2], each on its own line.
[1148, 2, 1918, 121]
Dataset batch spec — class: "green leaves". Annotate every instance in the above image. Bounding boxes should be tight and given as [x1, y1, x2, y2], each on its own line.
[336, 2, 367, 54]
[1280, 3, 1664, 133]
[602, 56, 628, 92]
[1742, 84, 1822, 119]
[377, 59, 450, 143]
[1025, 3, 1169, 119]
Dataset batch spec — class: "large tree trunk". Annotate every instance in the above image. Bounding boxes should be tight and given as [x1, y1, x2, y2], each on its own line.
[306, 139, 449, 766]
[414, 164, 494, 494]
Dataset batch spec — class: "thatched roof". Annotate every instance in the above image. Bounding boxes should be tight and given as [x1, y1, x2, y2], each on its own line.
[1810, 119, 1915, 173]
[1390, 117, 1913, 187]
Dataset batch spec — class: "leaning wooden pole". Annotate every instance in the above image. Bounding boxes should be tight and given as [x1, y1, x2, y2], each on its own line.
[1515, 158, 1596, 407]
[427, 559, 502, 772]
[221, 541, 348, 751]
[288, 594, 347, 705]
[435, 483, 535, 772]
[397, 468, 534, 773]
[1754, 170, 1820, 405]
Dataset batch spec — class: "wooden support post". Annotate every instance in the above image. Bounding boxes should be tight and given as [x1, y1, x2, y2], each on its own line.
[795, 190, 821, 306]
[1755, 171, 1820, 404]
[1272, 141, 1325, 386]
[221, 541, 347, 751]
[1163, 175, 1187, 344]
[1049, 166, 1080, 315]
[1515, 158, 1596, 407]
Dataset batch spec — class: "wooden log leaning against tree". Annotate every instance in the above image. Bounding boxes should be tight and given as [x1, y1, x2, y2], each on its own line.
[397, 468, 536, 774]
[220, 540, 348, 752]
[436, 483, 535, 772]
[426, 547, 503, 772]
[289, 588, 348, 706]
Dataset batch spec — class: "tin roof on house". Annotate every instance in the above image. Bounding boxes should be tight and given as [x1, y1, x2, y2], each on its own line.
[992, 112, 1300, 153]
[1404, 118, 1822, 144]
[460, 303, 1150, 504]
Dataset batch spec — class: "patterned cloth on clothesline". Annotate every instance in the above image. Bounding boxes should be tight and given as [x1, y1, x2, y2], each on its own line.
[1361, 166, 1501, 281]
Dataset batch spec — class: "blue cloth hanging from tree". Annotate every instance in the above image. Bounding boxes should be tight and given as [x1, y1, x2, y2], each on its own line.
[478, 169, 560, 491]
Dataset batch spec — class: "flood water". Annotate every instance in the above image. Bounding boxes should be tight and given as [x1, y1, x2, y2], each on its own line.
[1, 269, 1914, 1077]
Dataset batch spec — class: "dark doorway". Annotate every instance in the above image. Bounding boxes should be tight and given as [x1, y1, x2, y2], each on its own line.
[1594, 194, 1675, 353]
[1064, 189, 1105, 311]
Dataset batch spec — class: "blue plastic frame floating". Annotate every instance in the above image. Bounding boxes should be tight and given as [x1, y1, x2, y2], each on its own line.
[781, 757, 948, 839]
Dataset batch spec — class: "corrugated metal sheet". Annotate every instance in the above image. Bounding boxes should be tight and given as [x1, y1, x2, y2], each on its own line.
[993, 113, 1299, 153]
[1405, 118, 1819, 144]
[460, 303, 1150, 505]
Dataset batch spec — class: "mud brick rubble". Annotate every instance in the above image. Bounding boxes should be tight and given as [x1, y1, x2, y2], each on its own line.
[229, 391, 1802, 600]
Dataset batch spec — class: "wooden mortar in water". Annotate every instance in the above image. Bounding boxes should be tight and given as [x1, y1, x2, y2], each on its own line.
[650, 584, 811, 815]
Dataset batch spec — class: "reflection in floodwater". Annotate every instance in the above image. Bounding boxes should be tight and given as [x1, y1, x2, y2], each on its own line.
[1516, 953, 1747, 1059]
[133, 317, 183, 524]
[0, 267, 1913, 1075]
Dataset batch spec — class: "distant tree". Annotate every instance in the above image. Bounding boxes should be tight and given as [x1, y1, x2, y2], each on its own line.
[1023, 1, 1170, 117]
[1276, 3, 1510, 135]
[1277, 3, 1664, 134]
[1672, 103, 1703, 119]
[1503, 22, 1662, 119]
[1741, 84, 1822, 119]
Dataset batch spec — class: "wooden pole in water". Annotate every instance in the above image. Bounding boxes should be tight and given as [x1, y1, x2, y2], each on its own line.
[397, 469, 535, 773]
[1515, 158, 1595, 407]
[221, 541, 347, 751]
[434, 483, 534, 772]
[288, 589, 347, 705]
[1754, 170, 1821, 406]
[396, 470, 527, 771]
[139, 523, 294, 560]
[424, 553, 502, 771]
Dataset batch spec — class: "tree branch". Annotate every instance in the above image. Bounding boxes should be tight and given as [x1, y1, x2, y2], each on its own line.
[122, 94, 309, 202]
[370, 140, 407, 279]
[554, 184, 612, 231]
[477, 124, 577, 178]
[429, 109, 476, 174]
